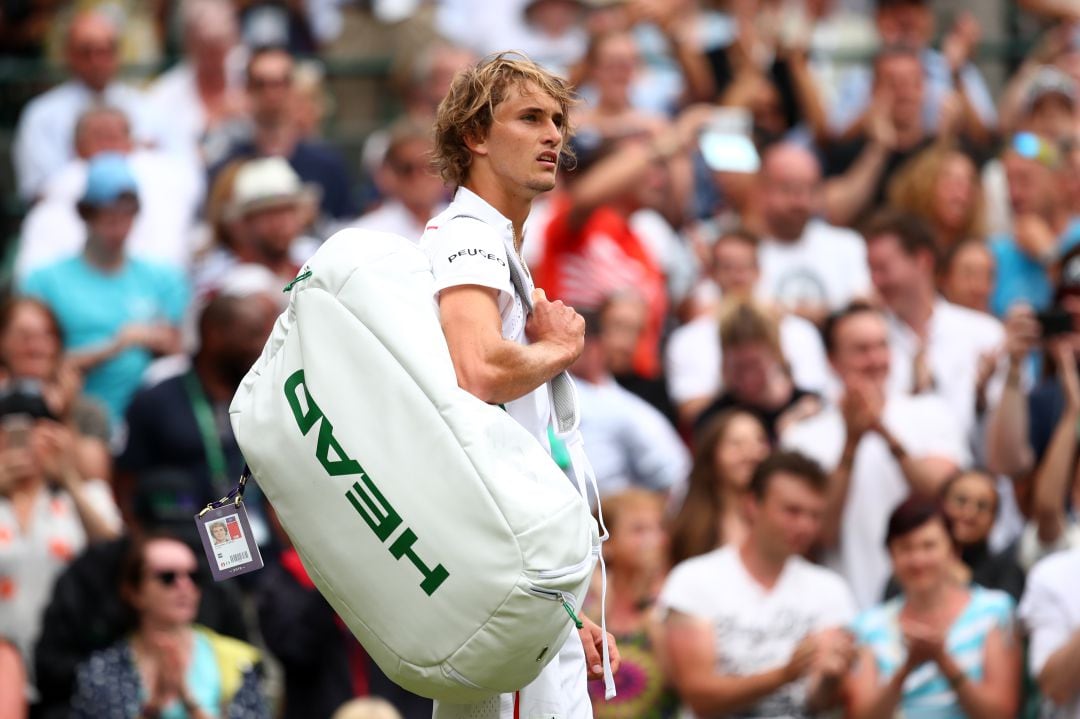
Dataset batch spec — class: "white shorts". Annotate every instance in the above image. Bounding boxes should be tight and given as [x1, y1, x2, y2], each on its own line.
[432, 630, 590, 719]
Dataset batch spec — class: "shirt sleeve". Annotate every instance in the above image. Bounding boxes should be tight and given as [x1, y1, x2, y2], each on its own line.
[664, 321, 720, 404]
[657, 560, 711, 620]
[13, 100, 63, 201]
[1018, 564, 1070, 676]
[903, 397, 972, 467]
[19, 268, 49, 301]
[623, 393, 690, 492]
[781, 317, 830, 395]
[827, 67, 872, 135]
[427, 217, 515, 302]
[816, 572, 859, 630]
[959, 64, 998, 127]
[79, 479, 123, 534]
[781, 417, 842, 473]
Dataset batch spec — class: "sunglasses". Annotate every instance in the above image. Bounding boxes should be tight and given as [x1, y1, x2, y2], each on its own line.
[249, 75, 292, 90]
[1012, 132, 1061, 168]
[391, 160, 433, 177]
[73, 41, 118, 57]
[151, 569, 200, 587]
[946, 493, 994, 516]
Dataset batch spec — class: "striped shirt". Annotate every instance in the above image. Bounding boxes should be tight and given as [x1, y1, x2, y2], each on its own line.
[853, 586, 1015, 719]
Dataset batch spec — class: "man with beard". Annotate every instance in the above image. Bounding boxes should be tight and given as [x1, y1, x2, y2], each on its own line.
[116, 290, 279, 544]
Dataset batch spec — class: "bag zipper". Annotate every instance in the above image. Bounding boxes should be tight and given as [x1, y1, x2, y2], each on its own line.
[443, 665, 485, 689]
[527, 586, 583, 629]
[534, 545, 600, 580]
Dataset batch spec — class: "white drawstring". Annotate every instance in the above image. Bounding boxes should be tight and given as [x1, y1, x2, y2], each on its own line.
[565, 432, 616, 700]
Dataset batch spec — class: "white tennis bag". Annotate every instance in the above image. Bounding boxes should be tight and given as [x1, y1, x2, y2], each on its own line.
[229, 229, 604, 702]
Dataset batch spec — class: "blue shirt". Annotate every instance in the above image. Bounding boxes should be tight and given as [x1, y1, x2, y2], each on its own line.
[854, 586, 1015, 719]
[989, 219, 1080, 317]
[21, 255, 189, 426]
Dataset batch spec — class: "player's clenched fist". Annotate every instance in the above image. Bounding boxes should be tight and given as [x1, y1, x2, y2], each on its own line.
[526, 288, 585, 365]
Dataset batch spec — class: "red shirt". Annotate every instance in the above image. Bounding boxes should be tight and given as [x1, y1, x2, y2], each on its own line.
[537, 195, 667, 378]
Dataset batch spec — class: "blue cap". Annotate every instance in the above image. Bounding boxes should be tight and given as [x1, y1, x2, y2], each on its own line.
[80, 152, 138, 207]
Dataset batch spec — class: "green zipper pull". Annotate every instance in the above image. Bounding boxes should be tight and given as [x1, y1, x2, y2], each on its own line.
[562, 599, 583, 629]
[283, 270, 313, 293]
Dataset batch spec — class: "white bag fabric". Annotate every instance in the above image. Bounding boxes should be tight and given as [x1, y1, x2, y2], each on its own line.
[230, 229, 599, 702]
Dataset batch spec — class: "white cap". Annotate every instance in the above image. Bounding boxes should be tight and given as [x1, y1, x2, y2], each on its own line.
[230, 157, 320, 218]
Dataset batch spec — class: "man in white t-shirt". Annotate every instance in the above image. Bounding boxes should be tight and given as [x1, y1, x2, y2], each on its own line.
[754, 143, 871, 325]
[660, 450, 857, 719]
[666, 227, 830, 424]
[420, 53, 618, 719]
[781, 303, 969, 608]
[1018, 547, 1080, 719]
[863, 210, 1006, 442]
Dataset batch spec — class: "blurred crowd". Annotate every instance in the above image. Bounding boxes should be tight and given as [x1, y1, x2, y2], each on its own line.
[2, 0, 1080, 718]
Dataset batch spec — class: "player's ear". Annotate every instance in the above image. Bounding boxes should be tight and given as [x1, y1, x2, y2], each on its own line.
[463, 129, 488, 157]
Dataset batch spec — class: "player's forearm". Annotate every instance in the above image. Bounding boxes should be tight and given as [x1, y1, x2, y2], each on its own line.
[677, 666, 793, 717]
[454, 337, 575, 405]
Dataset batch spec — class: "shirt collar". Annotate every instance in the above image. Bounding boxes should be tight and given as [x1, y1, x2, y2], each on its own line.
[452, 186, 517, 240]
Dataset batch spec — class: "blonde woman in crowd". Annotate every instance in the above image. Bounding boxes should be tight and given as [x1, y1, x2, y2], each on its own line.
[888, 143, 987, 251]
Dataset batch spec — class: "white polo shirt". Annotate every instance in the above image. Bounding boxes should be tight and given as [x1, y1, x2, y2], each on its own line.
[884, 298, 1006, 440]
[421, 187, 552, 446]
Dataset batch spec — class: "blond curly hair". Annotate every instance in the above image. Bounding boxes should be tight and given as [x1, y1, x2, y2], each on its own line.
[432, 52, 578, 188]
[887, 143, 987, 247]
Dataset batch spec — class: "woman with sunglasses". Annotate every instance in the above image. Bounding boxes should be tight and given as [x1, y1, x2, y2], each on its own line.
[70, 534, 268, 719]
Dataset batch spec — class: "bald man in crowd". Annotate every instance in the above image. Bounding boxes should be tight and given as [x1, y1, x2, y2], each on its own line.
[753, 143, 871, 326]
[13, 10, 161, 201]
